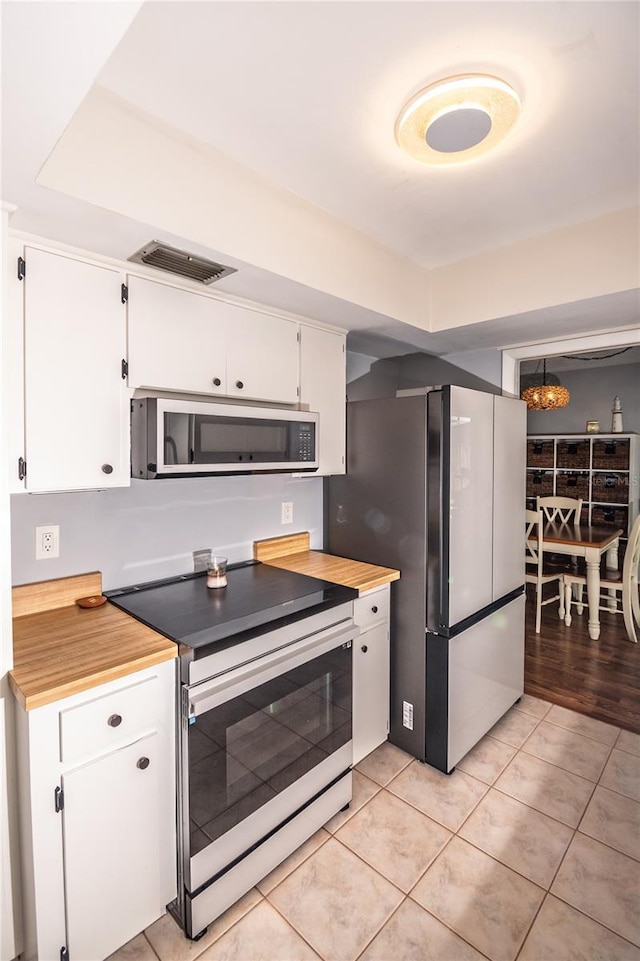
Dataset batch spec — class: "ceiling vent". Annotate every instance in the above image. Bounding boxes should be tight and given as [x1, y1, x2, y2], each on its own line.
[128, 241, 237, 285]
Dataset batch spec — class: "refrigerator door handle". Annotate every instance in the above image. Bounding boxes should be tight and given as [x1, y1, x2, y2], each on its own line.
[433, 585, 525, 639]
[426, 388, 447, 631]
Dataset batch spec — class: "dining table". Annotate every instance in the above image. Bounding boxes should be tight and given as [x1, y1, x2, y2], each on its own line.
[540, 522, 624, 640]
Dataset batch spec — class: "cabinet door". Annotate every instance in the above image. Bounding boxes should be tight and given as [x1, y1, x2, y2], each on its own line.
[127, 275, 228, 394]
[23, 247, 129, 491]
[62, 733, 162, 961]
[352, 621, 390, 765]
[299, 325, 345, 475]
[226, 305, 299, 404]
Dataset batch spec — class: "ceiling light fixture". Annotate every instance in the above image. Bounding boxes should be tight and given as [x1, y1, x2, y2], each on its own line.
[395, 74, 521, 166]
[520, 360, 570, 411]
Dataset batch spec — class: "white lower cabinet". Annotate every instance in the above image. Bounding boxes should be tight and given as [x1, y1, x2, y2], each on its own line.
[16, 661, 176, 961]
[352, 585, 391, 765]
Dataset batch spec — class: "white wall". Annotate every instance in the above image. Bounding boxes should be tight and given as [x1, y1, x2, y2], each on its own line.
[430, 208, 640, 331]
[11, 474, 323, 591]
[526, 361, 640, 436]
[38, 86, 429, 331]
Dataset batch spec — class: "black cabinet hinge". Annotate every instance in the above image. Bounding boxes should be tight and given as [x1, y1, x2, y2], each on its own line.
[121, 358, 128, 380]
[54, 786, 64, 813]
[17, 257, 26, 281]
[121, 283, 128, 304]
[18, 457, 26, 481]
[60, 946, 70, 961]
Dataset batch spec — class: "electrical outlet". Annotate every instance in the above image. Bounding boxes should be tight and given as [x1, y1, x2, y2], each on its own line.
[281, 501, 293, 525]
[35, 525, 60, 560]
[193, 548, 212, 572]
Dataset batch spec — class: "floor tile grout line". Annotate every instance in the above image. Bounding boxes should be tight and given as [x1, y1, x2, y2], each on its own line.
[544, 886, 640, 950]
[489, 780, 588, 832]
[262, 896, 331, 961]
[532, 719, 622, 750]
[350, 897, 410, 961]
[403, 889, 496, 960]
[575, 823, 640, 863]
[142, 930, 163, 961]
[590, 778, 640, 805]
[329, 818, 436, 898]
[611, 742, 640, 759]
[512, 890, 549, 961]
[257, 830, 331, 897]
[516, 743, 611, 784]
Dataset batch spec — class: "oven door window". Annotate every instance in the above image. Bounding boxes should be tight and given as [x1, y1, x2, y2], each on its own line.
[187, 643, 351, 855]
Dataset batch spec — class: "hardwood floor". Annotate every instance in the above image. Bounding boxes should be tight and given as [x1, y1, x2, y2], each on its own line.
[524, 585, 640, 734]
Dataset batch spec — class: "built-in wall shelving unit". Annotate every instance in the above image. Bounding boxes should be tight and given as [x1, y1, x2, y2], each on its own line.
[526, 433, 638, 537]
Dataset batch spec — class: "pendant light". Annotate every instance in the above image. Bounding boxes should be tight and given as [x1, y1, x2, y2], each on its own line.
[520, 359, 570, 411]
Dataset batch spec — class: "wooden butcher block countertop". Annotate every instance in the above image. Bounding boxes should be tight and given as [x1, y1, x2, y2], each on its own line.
[254, 532, 400, 593]
[10, 572, 176, 711]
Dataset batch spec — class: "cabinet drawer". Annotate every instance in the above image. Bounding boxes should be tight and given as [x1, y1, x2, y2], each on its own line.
[354, 587, 389, 632]
[60, 675, 160, 763]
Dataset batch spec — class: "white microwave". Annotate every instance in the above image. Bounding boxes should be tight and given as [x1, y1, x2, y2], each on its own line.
[131, 398, 318, 478]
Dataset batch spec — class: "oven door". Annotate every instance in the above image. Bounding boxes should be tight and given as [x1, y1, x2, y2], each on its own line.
[180, 622, 355, 894]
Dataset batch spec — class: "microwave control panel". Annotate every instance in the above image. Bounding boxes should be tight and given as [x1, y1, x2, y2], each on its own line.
[292, 423, 316, 461]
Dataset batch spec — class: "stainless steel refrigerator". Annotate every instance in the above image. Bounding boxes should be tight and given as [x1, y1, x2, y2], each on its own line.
[328, 386, 526, 773]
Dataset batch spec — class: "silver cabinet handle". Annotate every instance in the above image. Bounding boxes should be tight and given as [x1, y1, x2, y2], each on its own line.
[107, 714, 122, 727]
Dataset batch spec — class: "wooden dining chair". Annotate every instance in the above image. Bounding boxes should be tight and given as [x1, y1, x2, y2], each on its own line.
[536, 495, 583, 525]
[525, 508, 565, 634]
[536, 495, 584, 573]
[563, 513, 640, 642]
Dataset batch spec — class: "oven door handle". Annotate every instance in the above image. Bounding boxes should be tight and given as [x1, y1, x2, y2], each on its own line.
[188, 624, 357, 717]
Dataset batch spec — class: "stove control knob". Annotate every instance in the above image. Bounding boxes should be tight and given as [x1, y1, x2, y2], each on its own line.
[107, 714, 122, 727]
[137, 757, 150, 770]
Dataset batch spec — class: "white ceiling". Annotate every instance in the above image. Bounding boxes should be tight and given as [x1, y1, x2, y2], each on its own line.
[97, 1, 640, 271]
[2, 1, 639, 358]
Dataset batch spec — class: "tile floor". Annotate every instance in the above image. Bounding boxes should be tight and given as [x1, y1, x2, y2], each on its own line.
[109, 696, 640, 961]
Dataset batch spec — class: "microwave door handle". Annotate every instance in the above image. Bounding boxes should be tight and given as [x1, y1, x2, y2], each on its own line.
[189, 413, 196, 465]
[165, 435, 178, 465]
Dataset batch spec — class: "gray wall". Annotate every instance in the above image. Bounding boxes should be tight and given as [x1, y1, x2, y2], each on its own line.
[11, 474, 323, 590]
[346, 351, 502, 401]
[526, 362, 640, 435]
[442, 349, 503, 389]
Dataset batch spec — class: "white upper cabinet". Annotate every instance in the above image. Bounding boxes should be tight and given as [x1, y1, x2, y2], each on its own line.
[127, 276, 228, 395]
[299, 325, 346, 475]
[23, 246, 129, 492]
[127, 276, 299, 405]
[225, 306, 298, 404]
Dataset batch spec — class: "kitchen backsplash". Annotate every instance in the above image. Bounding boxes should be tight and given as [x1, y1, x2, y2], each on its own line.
[10, 474, 323, 591]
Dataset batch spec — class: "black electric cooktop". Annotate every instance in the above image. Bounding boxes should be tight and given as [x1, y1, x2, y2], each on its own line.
[106, 560, 357, 653]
